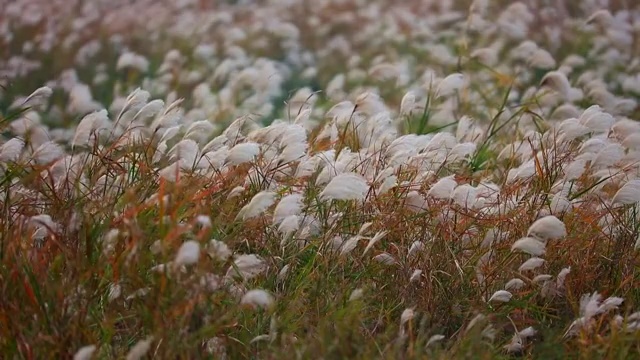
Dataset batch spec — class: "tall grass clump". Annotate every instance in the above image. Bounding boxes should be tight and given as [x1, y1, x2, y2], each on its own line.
[1, 0, 640, 358]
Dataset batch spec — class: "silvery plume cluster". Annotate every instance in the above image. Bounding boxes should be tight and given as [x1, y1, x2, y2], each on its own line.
[1, 0, 640, 357]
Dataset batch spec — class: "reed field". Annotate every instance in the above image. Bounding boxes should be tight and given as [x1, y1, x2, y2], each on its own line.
[1, 0, 640, 358]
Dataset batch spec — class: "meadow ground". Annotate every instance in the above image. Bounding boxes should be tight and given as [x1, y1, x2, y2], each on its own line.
[1, 0, 640, 358]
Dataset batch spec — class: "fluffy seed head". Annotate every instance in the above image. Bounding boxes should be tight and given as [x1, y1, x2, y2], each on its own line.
[0, 138, 25, 162]
[207, 239, 231, 261]
[73, 345, 97, 360]
[319, 172, 369, 201]
[527, 216, 566, 241]
[400, 308, 415, 326]
[23, 86, 53, 107]
[399, 91, 415, 115]
[226, 254, 266, 281]
[373, 252, 396, 265]
[238, 191, 277, 220]
[579, 105, 614, 132]
[612, 180, 640, 205]
[540, 71, 571, 98]
[175, 240, 200, 266]
[227, 142, 260, 165]
[519, 257, 545, 272]
[436, 73, 465, 98]
[241, 289, 274, 310]
[505, 278, 525, 291]
[72, 109, 110, 147]
[31, 141, 64, 164]
[125, 336, 154, 360]
[409, 269, 423, 283]
[349, 288, 364, 301]
[489, 290, 512, 303]
[511, 237, 546, 256]
[427, 175, 457, 199]
[339, 235, 362, 256]
[426, 334, 445, 348]
[273, 193, 303, 225]
[363, 230, 388, 255]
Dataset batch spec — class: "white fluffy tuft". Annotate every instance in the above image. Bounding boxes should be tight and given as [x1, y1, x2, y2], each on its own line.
[527, 216, 566, 242]
[320, 172, 369, 201]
